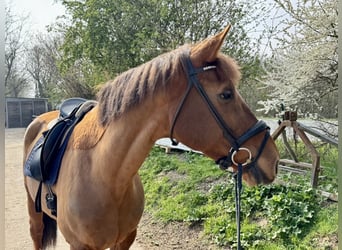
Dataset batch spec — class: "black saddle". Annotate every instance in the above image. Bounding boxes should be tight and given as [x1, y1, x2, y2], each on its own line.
[41, 98, 89, 181]
[24, 98, 97, 216]
[25, 98, 92, 182]
[59, 97, 87, 118]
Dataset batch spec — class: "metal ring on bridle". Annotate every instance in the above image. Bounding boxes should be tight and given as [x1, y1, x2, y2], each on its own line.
[231, 147, 252, 166]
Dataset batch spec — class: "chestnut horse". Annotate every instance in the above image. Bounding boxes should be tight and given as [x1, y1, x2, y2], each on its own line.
[23, 26, 279, 250]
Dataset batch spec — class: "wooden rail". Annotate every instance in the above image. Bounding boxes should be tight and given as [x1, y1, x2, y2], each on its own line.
[272, 118, 321, 188]
[297, 122, 338, 146]
[272, 112, 337, 200]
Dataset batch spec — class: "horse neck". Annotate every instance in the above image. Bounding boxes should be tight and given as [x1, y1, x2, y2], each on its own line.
[95, 97, 169, 191]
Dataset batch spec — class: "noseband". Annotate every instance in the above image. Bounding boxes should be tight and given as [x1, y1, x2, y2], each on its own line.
[169, 52, 271, 249]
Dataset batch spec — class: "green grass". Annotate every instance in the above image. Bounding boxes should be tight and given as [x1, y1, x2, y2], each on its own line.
[139, 145, 338, 249]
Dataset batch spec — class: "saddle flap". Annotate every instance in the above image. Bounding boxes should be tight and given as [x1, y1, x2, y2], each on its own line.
[41, 118, 72, 179]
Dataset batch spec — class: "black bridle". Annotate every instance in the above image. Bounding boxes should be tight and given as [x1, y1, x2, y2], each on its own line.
[169, 52, 271, 249]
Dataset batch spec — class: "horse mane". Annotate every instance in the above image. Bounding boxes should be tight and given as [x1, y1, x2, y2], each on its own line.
[97, 45, 241, 126]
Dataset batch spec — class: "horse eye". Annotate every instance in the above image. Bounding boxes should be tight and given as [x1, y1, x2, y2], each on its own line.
[219, 90, 233, 100]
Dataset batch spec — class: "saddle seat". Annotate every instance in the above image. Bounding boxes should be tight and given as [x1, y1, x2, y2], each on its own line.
[59, 97, 87, 118]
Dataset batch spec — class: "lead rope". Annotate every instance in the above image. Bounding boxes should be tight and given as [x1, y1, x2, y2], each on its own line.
[234, 163, 243, 250]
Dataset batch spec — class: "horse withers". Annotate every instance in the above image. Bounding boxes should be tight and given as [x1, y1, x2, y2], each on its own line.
[23, 25, 279, 250]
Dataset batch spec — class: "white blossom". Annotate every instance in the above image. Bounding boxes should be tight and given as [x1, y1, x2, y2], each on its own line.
[259, 0, 338, 118]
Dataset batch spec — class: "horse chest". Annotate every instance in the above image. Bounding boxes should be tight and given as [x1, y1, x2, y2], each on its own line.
[57, 173, 144, 245]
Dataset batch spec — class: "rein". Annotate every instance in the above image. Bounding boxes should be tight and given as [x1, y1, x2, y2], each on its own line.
[170, 52, 271, 249]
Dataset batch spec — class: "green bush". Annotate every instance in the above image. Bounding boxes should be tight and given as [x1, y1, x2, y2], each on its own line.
[139, 147, 337, 249]
[203, 183, 320, 248]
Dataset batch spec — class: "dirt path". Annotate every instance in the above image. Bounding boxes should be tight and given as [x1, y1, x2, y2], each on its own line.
[5, 128, 217, 250]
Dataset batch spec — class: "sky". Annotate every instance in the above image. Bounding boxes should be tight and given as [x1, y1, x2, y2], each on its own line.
[7, 0, 65, 33]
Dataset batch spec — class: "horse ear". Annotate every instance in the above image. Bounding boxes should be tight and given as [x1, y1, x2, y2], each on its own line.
[190, 25, 231, 65]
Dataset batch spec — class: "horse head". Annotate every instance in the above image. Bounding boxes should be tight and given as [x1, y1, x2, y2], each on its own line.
[168, 26, 279, 186]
